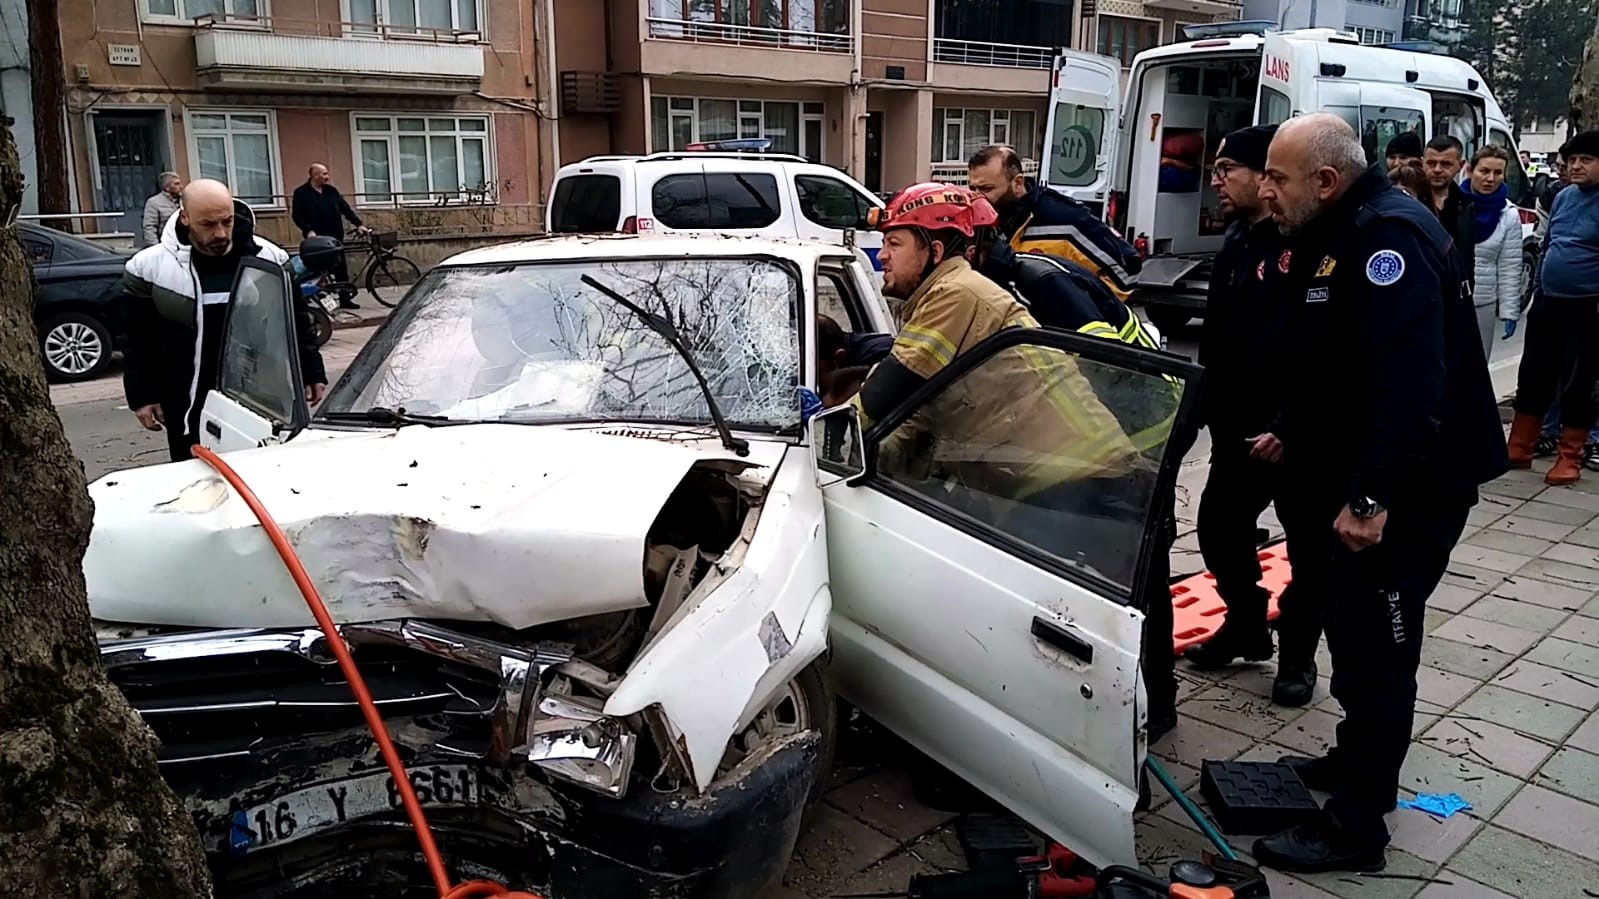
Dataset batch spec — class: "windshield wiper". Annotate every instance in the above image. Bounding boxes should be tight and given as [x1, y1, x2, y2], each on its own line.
[317, 406, 462, 428]
[579, 274, 750, 457]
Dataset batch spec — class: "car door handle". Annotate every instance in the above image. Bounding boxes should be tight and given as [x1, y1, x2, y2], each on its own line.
[1031, 617, 1093, 664]
[205, 420, 222, 438]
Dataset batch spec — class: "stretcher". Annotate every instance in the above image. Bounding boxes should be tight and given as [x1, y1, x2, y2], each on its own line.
[1170, 542, 1292, 654]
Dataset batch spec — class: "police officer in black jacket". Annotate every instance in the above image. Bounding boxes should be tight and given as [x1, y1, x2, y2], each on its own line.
[1183, 125, 1324, 708]
[1251, 114, 1508, 874]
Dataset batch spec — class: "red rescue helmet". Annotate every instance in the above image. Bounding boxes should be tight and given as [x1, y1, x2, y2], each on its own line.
[867, 182, 979, 238]
[966, 189, 999, 229]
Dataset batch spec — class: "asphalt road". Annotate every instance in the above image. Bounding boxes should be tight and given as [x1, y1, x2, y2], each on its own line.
[51, 315, 1527, 576]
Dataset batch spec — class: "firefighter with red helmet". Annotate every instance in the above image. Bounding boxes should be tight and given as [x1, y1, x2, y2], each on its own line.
[835, 182, 1143, 576]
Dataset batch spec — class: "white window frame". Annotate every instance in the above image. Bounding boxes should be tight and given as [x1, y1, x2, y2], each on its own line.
[338, 0, 485, 38]
[1348, 25, 1395, 44]
[185, 108, 284, 210]
[801, 102, 825, 164]
[931, 107, 1041, 163]
[651, 95, 825, 163]
[347, 112, 496, 208]
[141, 0, 265, 25]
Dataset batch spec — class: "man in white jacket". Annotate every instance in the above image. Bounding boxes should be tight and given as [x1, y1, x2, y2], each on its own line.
[121, 179, 328, 462]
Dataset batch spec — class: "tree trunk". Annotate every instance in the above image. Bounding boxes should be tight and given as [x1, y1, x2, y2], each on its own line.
[1570, 12, 1599, 133]
[25, 0, 70, 220]
[0, 118, 211, 897]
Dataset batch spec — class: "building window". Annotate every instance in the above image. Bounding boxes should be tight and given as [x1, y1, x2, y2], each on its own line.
[1348, 26, 1394, 44]
[650, 96, 826, 161]
[930, 108, 1039, 163]
[351, 115, 493, 205]
[1096, 15, 1161, 68]
[347, 0, 481, 34]
[934, 0, 1073, 52]
[144, 0, 260, 21]
[649, 0, 848, 34]
[189, 110, 280, 207]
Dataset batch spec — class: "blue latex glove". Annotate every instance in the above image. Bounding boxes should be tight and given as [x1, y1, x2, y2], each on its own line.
[1503, 319, 1517, 339]
[798, 386, 823, 424]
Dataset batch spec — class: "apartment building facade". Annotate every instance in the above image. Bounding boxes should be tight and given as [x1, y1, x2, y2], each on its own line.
[51, 0, 546, 258]
[1240, 0, 1405, 44]
[551, 0, 1241, 195]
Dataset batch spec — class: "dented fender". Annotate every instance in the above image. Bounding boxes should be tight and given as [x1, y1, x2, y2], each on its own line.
[604, 446, 832, 793]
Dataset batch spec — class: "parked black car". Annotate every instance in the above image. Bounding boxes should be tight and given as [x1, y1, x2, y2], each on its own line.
[20, 222, 130, 382]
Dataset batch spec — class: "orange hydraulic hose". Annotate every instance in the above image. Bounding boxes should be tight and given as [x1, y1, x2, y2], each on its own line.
[192, 446, 542, 899]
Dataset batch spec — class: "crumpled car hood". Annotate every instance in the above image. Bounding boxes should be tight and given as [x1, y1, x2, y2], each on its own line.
[84, 424, 778, 630]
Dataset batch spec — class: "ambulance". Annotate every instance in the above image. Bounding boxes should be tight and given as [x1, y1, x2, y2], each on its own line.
[1042, 23, 1538, 330]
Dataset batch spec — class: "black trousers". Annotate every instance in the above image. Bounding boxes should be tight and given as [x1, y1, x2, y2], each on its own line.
[1321, 492, 1474, 844]
[1142, 503, 1177, 720]
[1512, 293, 1599, 430]
[161, 394, 201, 463]
[1198, 446, 1324, 666]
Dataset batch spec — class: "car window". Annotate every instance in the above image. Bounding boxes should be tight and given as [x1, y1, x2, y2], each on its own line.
[21, 235, 52, 266]
[221, 263, 301, 425]
[1361, 106, 1425, 168]
[550, 175, 623, 233]
[651, 172, 782, 230]
[322, 257, 802, 430]
[818, 271, 856, 332]
[869, 339, 1185, 598]
[794, 175, 868, 230]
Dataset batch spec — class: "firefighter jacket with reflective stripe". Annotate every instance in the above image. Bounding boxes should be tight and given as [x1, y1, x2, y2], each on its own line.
[983, 248, 1175, 454]
[1002, 182, 1142, 303]
[854, 257, 1138, 499]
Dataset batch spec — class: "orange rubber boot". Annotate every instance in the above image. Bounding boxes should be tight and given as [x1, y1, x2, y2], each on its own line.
[1546, 427, 1589, 486]
[1506, 413, 1543, 470]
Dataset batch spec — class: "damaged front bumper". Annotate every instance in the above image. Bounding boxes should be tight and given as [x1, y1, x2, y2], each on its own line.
[98, 619, 824, 898]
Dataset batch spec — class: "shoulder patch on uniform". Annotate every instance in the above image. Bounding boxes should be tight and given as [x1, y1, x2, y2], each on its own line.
[1315, 256, 1336, 277]
[1365, 249, 1405, 286]
[1255, 260, 1266, 281]
[1278, 250, 1292, 274]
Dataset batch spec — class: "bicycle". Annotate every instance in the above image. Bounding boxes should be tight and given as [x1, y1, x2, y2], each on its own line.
[326, 230, 423, 309]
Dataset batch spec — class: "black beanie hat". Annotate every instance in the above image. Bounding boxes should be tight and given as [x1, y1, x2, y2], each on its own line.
[1566, 130, 1599, 159]
[1386, 131, 1424, 159]
[1217, 124, 1278, 172]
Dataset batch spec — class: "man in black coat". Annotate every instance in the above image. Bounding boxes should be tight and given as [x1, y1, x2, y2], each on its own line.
[1251, 114, 1507, 874]
[292, 163, 367, 309]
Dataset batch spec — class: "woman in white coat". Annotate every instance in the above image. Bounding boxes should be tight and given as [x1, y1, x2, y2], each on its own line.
[1464, 145, 1525, 360]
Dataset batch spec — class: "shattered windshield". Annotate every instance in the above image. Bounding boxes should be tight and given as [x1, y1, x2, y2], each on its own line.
[321, 256, 802, 429]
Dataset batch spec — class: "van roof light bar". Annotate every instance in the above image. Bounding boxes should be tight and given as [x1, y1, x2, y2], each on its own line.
[1182, 20, 1276, 40]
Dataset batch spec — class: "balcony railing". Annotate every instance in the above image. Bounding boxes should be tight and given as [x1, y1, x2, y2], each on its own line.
[646, 17, 851, 53]
[932, 38, 1053, 69]
[193, 14, 484, 93]
[929, 158, 1039, 185]
[193, 12, 482, 43]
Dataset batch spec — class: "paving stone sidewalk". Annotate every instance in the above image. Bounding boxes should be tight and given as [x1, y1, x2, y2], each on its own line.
[762, 462, 1599, 899]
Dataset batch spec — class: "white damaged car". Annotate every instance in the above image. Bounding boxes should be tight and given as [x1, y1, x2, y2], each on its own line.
[84, 234, 1200, 898]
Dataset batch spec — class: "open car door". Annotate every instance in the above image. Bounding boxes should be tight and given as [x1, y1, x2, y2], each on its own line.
[816, 327, 1201, 867]
[1042, 49, 1123, 207]
[197, 256, 311, 453]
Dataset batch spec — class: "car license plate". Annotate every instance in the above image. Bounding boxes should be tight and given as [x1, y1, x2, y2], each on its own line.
[231, 765, 480, 853]
[319, 293, 340, 314]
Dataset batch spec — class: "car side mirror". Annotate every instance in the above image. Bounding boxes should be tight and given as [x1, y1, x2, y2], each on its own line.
[809, 403, 865, 487]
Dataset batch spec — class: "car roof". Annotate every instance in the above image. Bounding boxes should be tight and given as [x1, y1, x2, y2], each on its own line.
[438, 233, 864, 268]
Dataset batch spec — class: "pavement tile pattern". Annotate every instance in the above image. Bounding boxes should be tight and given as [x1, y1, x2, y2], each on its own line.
[763, 464, 1599, 899]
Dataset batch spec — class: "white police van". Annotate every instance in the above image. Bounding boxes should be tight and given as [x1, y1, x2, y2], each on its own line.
[548, 139, 887, 273]
[1041, 23, 1537, 330]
